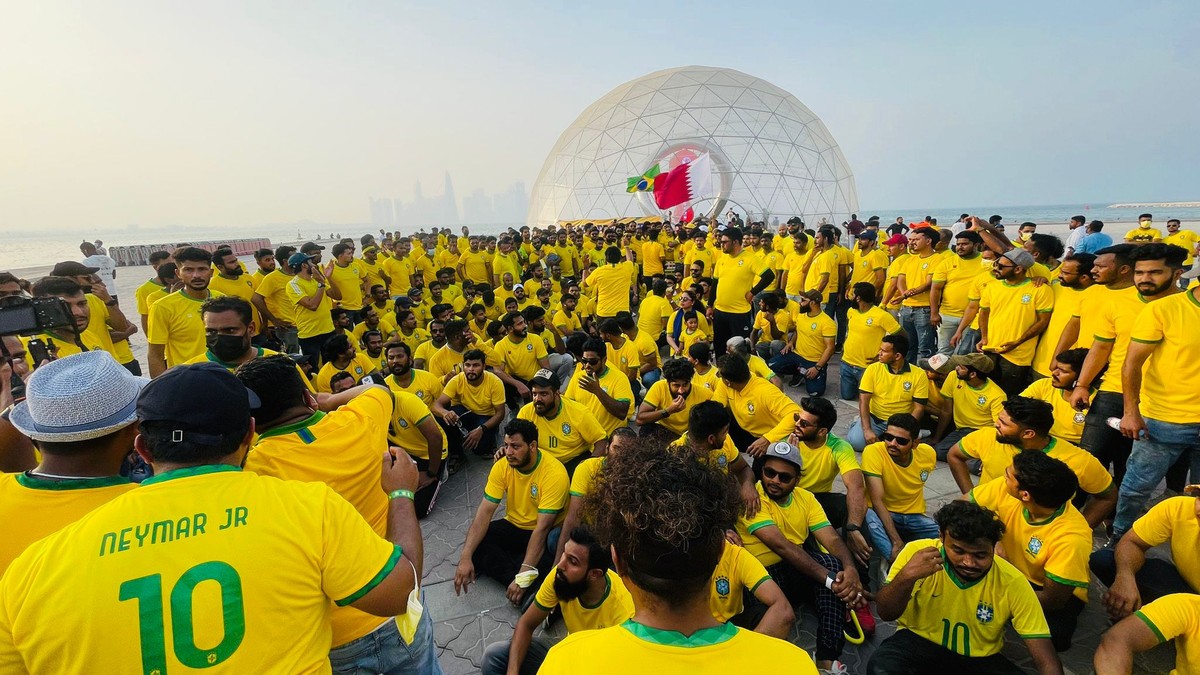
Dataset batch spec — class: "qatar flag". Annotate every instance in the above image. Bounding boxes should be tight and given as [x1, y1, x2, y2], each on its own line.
[653, 153, 713, 210]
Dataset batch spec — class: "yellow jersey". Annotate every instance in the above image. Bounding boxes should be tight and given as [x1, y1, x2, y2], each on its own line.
[931, 253, 989, 317]
[668, 434, 741, 473]
[885, 539, 1050, 657]
[539, 620, 817, 675]
[713, 249, 759, 313]
[19, 329, 112, 368]
[1129, 291, 1200, 423]
[679, 328, 709, 355]
[425, 344, 465, 383]
[939, 371, 1006, 430]
[803, 248, 840, 294]
[568, 456, 605, 500]
[956, 430, 1113, 495]
[564, 364, 635, 435]
[1019, 378, 1087, 444]
[784, 424, 857, 489]
[483, 450, 569, 529]
[247, 386, 395, 645]
[1124, 225, 1162, 243]
[685, 246, 718, 276]
[314, 353, 378, 393]
[135, 278, 166, 318]
[388, 390, 447, 461]
[859, 362, 930, 420]
[458, 250, 490, 285]
[1131, 497, 1200, 592]
[899, 252, 939, 307]
[147, 289, 221, 367]
[842, 305, 901, 369]
[711, 376, 799, 442]
[442, 371, 506, 416]
[328, 262, 367, 311]
[739, 483, 830, 567]
[850, 248, 890, 288]
[1165, 230, 1199, 265]
[183, 347, 315, 394]
[692, 365, 720, 393]
[493, 334, 549, 380]
[782, 249, 814, 296]
[708, 541, 772, 622]
[381, 256, 414, 296]
[1079, 285, 1149, 394]
[584, 263, 634, 317]
[253, 270, 298, 325]
[357, 258, 387, 294]
[978, 279, 1054, 366]
[384, 368, 443, 407]
[605, 335, 641, 378]
[533, 568, 635, 634]
[208, 273, 261, 328]
[640, 378, 712, 436]
[352, 316, 398, 344]
[861, 441, 936, 514]
[286, 276, 335, 339]
[1030, 283, 1087, 376]
[792, 310, 837, 362]
[0, 473, 134, 576]
[553, 309, 582, 334]
[0, 465, 400, 674]
[969, 478, 1091, 602]
[394, 327, 428, 356]
[517, 398, 606, 464]
[636, 294, 674, 336]
[1135, 593, 1200, 675]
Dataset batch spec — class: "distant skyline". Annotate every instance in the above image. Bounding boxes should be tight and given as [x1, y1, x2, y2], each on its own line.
[1, 2, 1197, 234]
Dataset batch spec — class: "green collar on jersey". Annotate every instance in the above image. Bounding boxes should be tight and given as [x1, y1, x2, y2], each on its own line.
[621, 619, 738, 647]
[16, 473, 131, 491]
[141, 464, 241, 485]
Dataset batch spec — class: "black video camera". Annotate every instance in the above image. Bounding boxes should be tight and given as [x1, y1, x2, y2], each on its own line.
[0, 296, 76, 337]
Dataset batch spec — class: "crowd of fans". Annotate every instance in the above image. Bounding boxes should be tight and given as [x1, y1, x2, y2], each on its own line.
[0, 211, 1198, 674]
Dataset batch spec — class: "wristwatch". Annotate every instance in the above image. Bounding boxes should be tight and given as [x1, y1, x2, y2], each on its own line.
[105, 299, 118, 306]
[317, 283, 326, 289]
[844, 523, 862, 533]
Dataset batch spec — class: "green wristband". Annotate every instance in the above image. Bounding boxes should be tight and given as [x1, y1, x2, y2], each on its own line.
[388, 489, 415, 502]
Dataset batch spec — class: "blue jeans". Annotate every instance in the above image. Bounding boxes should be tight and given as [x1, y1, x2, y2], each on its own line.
[329, 597, 442, 675]
[953, 327, 980, 355]
[640, 368, 662, 388]
[481, 636, 555, 675]
[935, 315, 962, 356]
[865, 510, 941, 560]
[768, 353, 827, 396]
[846, 415, 888, 452]
[1112, 417, 1200, 534]
[899, 306, 935, 363]
[840, 363, 865, 401]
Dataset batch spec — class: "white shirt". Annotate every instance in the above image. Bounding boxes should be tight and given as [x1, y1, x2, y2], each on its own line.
[1064, 226, 1086, 254]
[82, 254, 117, 290]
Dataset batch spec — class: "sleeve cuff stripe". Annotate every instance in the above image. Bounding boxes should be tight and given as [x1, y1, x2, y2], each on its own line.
[746, 521, 775, 534]
[336, 545, 402, 607]
[1044, 572, 1089, 588]
[1134, 611, 1168, 644]
[484, 494, 502, 503]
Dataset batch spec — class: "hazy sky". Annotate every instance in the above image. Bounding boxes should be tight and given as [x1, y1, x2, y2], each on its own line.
[2, 1, 1197, 233]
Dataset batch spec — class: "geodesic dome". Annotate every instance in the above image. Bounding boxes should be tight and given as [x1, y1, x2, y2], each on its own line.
[528, 65, 858, 229]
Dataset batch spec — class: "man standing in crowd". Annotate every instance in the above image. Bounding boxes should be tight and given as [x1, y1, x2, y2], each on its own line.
[1109, 244, 1196, 541]
[538, 439, 816, 673]
[455, 419, 567, 606]
[287, 250, 341, 362]
[977, 248, 1053, 396]
[1063, 215, 1087, 257]
[2, 352, 140, 574]
[1074, 220, 1112, 254]
[583, 247, 634, 322]
[252, 244, 300, 353]
[895, 227, 939, 363]
[50, 260, 140, 374]
[1030, 253, 1095, 379]
[709, 227, 775, 356]
[0, 363, 426, 674]
[328, 242, 369, 318]
[840, 282, 901, 400]
[870, 501, 1062, 674]
[235, 356, 440, 670]
[147, 246, 220, 377]
[929, 230, 988, 355]
[208, 247, 262, 343]
[79, 241, 117, 298]
[184, 297, 313, 391]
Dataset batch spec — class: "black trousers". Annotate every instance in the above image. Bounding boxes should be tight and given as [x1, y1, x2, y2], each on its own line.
[298, 330, 333, 363]
[868, 629, 1022, 675]
[1041, 593, 1085, 652]
[1090, 548, 1198, 601]
[1079, 391, 1133, 483]
[411, 456, 447, 519]
[443, 406, 500, 458]
[503, 376, 532, 412]
[472, 519, 554, 587]
[764, 554, 846, 662]
[711, 309, 752, 357]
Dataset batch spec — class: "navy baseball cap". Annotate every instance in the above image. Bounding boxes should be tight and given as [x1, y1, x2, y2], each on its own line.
[137, 362, 260, 446]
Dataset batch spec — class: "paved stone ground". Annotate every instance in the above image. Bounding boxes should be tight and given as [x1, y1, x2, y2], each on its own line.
[419, 360, 1177, 674]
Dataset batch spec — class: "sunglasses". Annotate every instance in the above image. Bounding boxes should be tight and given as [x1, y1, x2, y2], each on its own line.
[761, 466, 796, 482]
[581, 357, 603, 365]
[881, 432, 912, 445]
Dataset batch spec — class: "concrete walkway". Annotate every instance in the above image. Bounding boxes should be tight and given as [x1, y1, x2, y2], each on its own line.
[419, 361, 1175, 674]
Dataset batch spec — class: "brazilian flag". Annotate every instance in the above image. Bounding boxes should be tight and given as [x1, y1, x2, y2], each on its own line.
[626, 164, 662, 193]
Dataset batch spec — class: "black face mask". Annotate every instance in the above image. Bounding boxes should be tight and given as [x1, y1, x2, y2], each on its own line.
[206, 333, 249, 362]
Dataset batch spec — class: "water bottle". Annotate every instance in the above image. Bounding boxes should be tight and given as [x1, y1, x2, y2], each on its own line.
[1107, 417, 1148, 440]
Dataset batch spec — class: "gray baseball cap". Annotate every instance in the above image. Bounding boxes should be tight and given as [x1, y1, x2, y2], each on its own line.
[764, 441, 803, 471]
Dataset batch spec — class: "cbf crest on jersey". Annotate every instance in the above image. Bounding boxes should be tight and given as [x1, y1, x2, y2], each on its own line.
[902, 381, 913, 391]
[561, 423, 572, 435]
[714, 575, 731, 597]
[919, 470, 930, 482]
[1020, 293, 1033, 304]
[530, 483, 540, 499]
[975, 601, 995, 624]
[1027, 536, 1043, 556]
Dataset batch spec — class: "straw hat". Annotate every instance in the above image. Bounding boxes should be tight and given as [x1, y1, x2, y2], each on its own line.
[10, 351, 147, 442]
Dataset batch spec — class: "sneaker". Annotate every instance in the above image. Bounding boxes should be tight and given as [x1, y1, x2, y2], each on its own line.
[853, 604, 876, 637]
[818, 662, 849, 675]
[788, 373, 803, 387]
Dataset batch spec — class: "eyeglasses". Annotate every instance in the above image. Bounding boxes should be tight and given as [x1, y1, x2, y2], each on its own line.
[581, 357, 602, 365]
[880, 432, 912, 445]
[761, 466, 796, 482]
